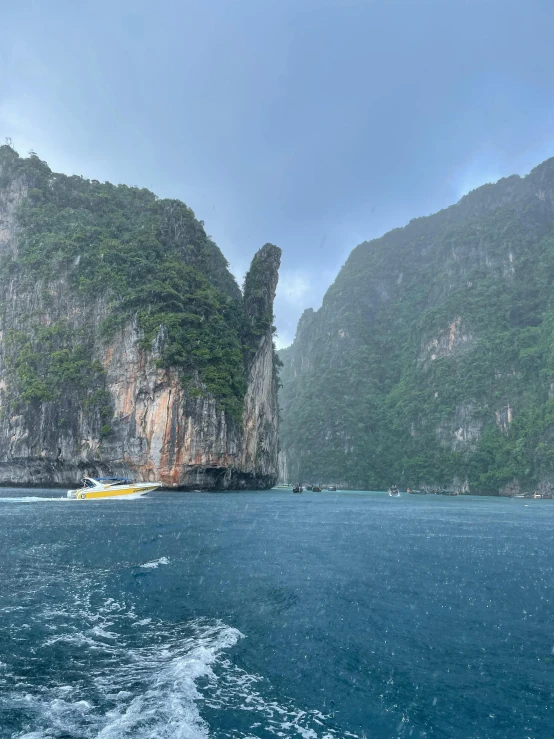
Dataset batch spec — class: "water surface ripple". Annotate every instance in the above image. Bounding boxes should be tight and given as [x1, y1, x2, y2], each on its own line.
[1, 489, 553, 738]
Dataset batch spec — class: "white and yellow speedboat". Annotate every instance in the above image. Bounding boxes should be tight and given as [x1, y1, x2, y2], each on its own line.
[67, 477, 162, 500]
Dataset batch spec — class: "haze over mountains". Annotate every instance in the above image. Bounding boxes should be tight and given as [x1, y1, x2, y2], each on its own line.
[279, 156, 554, 494]
[3, 0, 554, 348]
[4, 144, 554, 495]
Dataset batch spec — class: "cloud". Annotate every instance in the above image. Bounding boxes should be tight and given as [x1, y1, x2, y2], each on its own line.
[227, 257, 249, 288]
[451, 149, 504, 200]
[276, 268, 311, 306]
[272, 268, 315, 349]
[0, 98, 57, 162]
[0, 97, 111, 183]
[274, 330, 294, 351]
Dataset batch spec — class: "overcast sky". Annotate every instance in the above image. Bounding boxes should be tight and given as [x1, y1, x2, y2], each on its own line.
[2, 0, 554, 347]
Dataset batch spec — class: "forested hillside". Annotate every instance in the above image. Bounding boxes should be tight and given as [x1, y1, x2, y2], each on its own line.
[279, 158, 554, 494]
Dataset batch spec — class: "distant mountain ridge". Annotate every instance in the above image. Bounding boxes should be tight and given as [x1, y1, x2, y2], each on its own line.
[279, 157, 554, 494]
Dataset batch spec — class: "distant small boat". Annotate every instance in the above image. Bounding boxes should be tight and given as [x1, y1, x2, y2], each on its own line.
[328, 485, 337, 492]
[388, 486, 400, 497]
[407, 489, 426, 495]
[312, 484, 322, 492]
[306, 485, 313, 491]
[292, 484, 303, 493]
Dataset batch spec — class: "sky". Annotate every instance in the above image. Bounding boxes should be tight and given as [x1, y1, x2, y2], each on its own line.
[2, 0, 554, 348]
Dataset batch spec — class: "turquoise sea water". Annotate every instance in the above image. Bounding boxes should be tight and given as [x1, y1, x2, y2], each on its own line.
[1, 489, 553, 738]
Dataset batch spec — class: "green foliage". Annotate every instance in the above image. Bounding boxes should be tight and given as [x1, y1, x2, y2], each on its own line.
[0, 146, 272, 422]
[280, 164, 554, 492]
[5, 324, 109, 417]
[242, 244, 279, 360]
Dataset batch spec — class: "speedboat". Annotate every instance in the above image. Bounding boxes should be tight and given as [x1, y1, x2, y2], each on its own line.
[388, 487, 400, 497]
[67, 477, 162, 500]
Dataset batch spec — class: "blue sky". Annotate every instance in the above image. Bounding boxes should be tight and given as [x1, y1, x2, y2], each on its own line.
[2, 0, 554, 347]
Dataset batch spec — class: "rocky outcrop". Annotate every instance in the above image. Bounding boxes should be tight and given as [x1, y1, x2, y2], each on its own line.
[240, 245, 281, 482]
[0, 147, 281, 489]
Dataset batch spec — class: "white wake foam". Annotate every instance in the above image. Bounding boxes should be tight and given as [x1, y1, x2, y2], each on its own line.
[4, 563, 361, 739]
[9, 615, 241, 739]
[0, 496, 66, 502]
[140, 556, 170, 569]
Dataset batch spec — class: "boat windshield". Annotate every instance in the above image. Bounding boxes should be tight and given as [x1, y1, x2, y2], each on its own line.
[97, 477, 133, 485]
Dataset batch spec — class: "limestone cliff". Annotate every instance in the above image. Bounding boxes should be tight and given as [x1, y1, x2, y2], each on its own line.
[279, 157, 554, 494]
[0, 146, 281, 489]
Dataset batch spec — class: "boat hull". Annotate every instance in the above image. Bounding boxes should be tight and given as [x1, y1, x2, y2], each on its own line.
[67, 483, 161, 500]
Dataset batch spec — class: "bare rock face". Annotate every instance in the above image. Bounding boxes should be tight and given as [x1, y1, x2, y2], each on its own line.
[0, 148, 281, 489]
[98, 321, 243, 488]
[99, 301, 280, 489]
[241, 244, 281, 479]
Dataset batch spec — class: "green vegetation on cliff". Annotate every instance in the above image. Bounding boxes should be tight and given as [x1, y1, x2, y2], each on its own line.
[4, 323, 113, 436]
[279, 158, 554, 493]
[0, 146, 277, 422]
